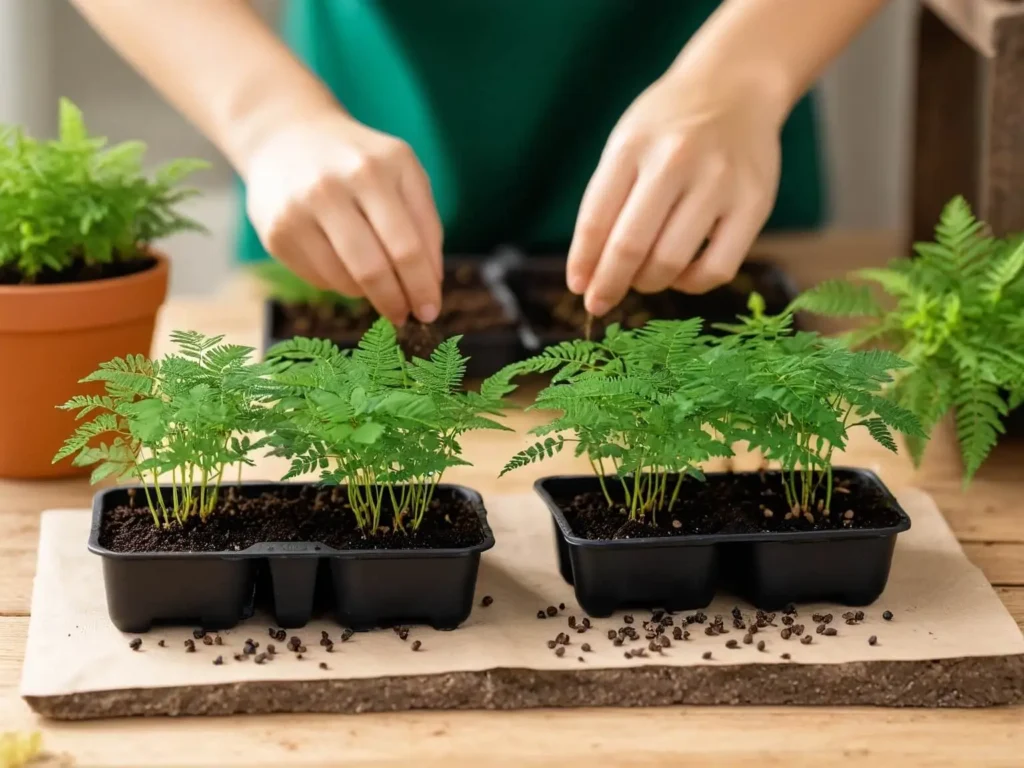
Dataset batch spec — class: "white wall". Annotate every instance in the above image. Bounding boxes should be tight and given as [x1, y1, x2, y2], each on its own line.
[1, 0, 918, 295]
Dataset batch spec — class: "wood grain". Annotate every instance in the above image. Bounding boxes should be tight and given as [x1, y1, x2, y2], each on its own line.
[2, 231, 1023, 765]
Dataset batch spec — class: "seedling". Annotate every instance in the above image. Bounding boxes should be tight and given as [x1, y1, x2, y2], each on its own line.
[266, 318, 511, 534]
[53, 332, 275, 527]
[791, 196, 1024, 481]
[0, 98, 206, 283]
[498, 297, 923, 521]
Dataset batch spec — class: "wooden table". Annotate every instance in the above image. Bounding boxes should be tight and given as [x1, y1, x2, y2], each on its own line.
[2, 232, 1022, 767]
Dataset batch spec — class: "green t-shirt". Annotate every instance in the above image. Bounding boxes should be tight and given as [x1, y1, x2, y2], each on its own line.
[237, 0, 824, 262]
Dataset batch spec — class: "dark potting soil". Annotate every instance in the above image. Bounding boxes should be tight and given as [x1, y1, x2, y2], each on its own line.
[509, 264, 788, 337]
[272, 263, 513, 342]
[0, 253, 156, 286]
[557, 471, 902, 541]
[99, 486, 484, 554]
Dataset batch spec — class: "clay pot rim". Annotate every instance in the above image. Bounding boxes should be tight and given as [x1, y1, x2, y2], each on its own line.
[0, 250, 167, 299]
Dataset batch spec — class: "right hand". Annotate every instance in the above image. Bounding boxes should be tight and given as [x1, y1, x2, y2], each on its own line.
[244, 111, 443, 325]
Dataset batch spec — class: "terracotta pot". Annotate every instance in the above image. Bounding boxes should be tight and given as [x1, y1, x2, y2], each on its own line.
[0, 254, 169, 479]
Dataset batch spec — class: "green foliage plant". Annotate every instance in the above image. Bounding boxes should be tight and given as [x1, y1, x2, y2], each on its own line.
[266, 319, 511, 535]
[497, 296, 924, 525]
[253, 260, 367, 311]
[53, 332, 275, 528]
[790, 196, 1024, 482]
[0, 98, 207, 283]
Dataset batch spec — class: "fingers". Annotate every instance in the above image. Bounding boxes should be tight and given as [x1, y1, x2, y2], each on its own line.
[351, 174, 442, 323]
[673, 190, 771, 294]
[566, 145, 635, 297]
[318, 195, 411, 326]
[632, 179, 720, 294]
[399, 163, 444, 283]
[583, 161, 685, 316]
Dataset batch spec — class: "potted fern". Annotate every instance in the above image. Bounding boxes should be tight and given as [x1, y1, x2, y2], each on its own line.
[58, 322, 504, 632]
[791, 196, 1024, 483]
[257, 258, 524, 378]
[494, 298, 924, 614]
[0, 98, 205, 478]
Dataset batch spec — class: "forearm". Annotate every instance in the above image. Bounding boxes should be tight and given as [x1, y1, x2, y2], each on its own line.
[70, 0, 339, 175]
[667, 0, 889, 127]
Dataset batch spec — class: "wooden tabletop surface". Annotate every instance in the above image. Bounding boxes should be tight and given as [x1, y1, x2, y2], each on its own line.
[1, 231, 1021, 767]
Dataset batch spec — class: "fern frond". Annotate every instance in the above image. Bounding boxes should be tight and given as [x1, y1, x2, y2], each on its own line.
[788, 279, 882, 317]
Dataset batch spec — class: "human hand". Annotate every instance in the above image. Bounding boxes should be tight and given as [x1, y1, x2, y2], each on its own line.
[566, 69, 783, 316]
[244, 111, 443, 325]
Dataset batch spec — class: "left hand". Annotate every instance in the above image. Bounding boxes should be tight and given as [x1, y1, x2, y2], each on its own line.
[566, 69, 783, 316]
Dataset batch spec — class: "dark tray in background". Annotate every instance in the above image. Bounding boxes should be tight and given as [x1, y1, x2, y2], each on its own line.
[90, 483, 494, 633]
[262, 258, 526, 378]
[502, 256, 799, 349]
[535, 469, 909, 616]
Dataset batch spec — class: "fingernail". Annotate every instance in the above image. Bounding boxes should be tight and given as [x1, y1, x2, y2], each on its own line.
[567, 273, 586, 295]
[587, 298, 610, 317]
[417, 303, 439, 323]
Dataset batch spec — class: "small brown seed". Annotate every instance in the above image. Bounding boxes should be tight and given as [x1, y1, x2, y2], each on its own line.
[129, 638, 142, 651]
[341, 629, 354, 642]
[624, 615, 634, 624]
[607, 630, 618, 640]
[743, 634, 753, 645]
[202, 635, 213, 646]
[193, 629, 206, 640]
[782, 615, 794, 626]
[757, 640, 766, 652]
[213, 656, 223, 665]
[883, 610, 893, 621]
[582, 643, 592, 652]
[547, 640, 556, 649]
[537, 611, 546, 619]
[582, 618, 591, 628]
[824, 627, 838, 637]
[214, 636, 223, 646]
[184, 639, 195, 653]
[801, 635, 813, 645]
[672, 627, 683, 640]
[412, 640, 422, 651]
[781, 653, 791, 660]
[816, 624, 826, 634]
[254, 653, 268, 665]
[781, 628, 792, 640]
[267, 644, 276, 655]
[855, 611, 865, 621]
[546, 606, 558, 617]
[658, 635, 670, 648]
[319, 662, 329, 670]
[613, 637, 623, 646]
[683, 631, 690, 641]
[868, 636, 878, 646]
[481, 595, 494, 607]
[725, 639, 739, 649]
[702, 651, 713, 660]
[568, 616, 577, 628]
[559, 603, 566, 611]
[157, 639, 166, 647]
[555, 646, 565, 657]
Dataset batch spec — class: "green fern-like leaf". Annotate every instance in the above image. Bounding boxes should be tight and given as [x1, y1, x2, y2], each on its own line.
[788, 280, 881, 317]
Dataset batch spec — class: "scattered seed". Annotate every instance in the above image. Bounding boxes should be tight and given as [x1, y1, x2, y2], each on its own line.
[129, 638, 142, 651]
[555, 646, 565, 657]
[672, 627, 683, 641]
[705, 627, 716, 636]
[234, 654, 246, 662]
[268, 628, 277, 638]
[645, 631, 656, 641]
[702, 652, 713, 660]
[547, 640, 556, 649]
[883, 610, 893, 621]
[559, 603, 566, 611]
[157, 639, 166, 647]
[202, 635, 213, 646]
[855, 610, 865, 621]
[781, 653, 791, 660]
[537, 611, 546, 620]
[757, 641, 766, 652]
[782, 615, 794, 626]
[743, 634, 753, 645]
[341, 629, 354, 642]
[781, 628, 792, 640]
[254, 653, 268, 665]
[824, 628, 838, 637]
[725, 639, 739, 649]
[582, 618, 591, 629]
[683, 631, 691, 641]
[624, 615, 634, 624]
[816, 624, 826, 635]
[214, 636, 223, 646]
[792, 624, 804, 636]
[321, 630, 330, 640]
[296, 654, 304, 660]
[568, 616, 577, 629]
[319, 662, 329, 670]
[672, 519, 682, 529]
[398, 629, 410, 641]
[613, 637, 623, 646]
[213, 656, 223, 665]
[412, 640, 422, 652]
[801, 636, 813, 645]
[607, 630, 618, 640]
[184, 639, 195, 653]
[749, 624, 759, 635]
[267, 644, 276, 655]
[582, 643, 592, 652]
[546, 606, 558, 617]
[481, 595, 494, 607]
[193, 629, 206, 640]
[648, 641, 660, 652]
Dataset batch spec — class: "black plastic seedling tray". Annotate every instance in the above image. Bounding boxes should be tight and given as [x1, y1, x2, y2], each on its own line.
[89, 483, 495, 633]
[503, 255, 800, 350]
[261, 258, 525, 379]
[535, 469, 910, 616]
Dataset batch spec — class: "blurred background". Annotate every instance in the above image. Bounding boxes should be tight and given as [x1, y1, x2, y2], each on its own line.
[0, 0, 916, 298]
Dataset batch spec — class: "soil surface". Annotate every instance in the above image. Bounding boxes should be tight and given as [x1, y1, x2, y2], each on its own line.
[0, 253, 156, 286]
[508, 263, 791, 338]
[271, 263, 513, 345]
[99, 486, 484, 553]
[555, 471, 903, 540]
